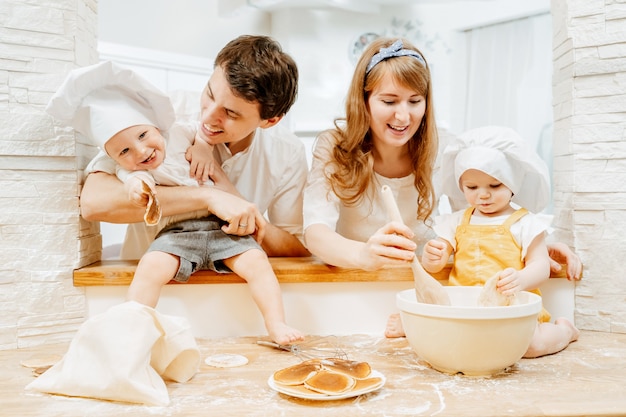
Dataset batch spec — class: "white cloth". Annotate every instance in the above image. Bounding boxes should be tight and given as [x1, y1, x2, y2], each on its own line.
[26, 301, 200, 406]
[46, 61, 175, 151]
[433, 209, 553, 260]
[441, 126, 551, 213]
[303, 131, 441, 253]
[86, 122, 308, 259]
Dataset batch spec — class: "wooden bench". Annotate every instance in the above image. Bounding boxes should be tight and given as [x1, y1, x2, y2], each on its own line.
[73, 256, 568, 286]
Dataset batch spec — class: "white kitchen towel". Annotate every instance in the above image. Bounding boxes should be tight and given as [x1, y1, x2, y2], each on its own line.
[26, 301, 200, 406]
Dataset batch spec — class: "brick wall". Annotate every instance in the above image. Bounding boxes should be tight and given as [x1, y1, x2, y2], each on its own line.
[0, 0, 98, 349]
[551, 0, 626, 333]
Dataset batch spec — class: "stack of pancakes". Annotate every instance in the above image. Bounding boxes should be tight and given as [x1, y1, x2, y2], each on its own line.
[272, 358, 382, 396]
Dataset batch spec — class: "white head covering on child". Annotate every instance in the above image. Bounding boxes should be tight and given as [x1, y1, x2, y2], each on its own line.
[46, 61, 175, 153]
[441, 126, 551, 213]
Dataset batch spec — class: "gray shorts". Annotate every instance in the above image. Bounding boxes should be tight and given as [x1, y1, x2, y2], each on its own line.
[147, 215, 261, 282]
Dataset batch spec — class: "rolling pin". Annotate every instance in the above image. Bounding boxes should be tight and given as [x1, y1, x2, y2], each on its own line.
[381, 185, 450, 305]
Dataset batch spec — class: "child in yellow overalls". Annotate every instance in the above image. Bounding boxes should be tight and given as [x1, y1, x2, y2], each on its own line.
[421, 126, 579, 358]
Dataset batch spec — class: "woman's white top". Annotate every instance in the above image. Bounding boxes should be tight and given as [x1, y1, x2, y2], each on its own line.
[303, 131, 439, 252]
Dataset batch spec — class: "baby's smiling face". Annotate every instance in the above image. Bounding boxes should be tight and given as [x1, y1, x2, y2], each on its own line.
[105, 125, 166, 171]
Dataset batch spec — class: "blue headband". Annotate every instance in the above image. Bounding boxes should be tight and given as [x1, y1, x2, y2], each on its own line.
[365, 40, 426, 74]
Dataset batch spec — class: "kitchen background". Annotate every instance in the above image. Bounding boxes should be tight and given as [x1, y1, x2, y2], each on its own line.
[96, 0, 554, 254]
[1, 0, 624, 348]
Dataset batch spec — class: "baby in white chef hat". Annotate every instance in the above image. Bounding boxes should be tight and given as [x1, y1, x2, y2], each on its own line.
[422, 126, 579, 358]
[47, 61, 303, 345]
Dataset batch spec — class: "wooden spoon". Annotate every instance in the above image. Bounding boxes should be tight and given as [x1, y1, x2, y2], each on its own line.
[381, 185, 450, 305]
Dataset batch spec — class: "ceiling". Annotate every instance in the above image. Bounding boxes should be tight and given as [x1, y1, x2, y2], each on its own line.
[232, 0, 438, 14]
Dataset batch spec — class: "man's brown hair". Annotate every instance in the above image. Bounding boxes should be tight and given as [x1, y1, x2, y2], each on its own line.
[215, 35, 299, 120]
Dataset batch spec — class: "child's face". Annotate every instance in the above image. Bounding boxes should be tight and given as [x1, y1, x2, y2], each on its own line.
[460, 169, 514, 217]
[196, 65, 271, 150]
[367, 73, 426, 150]
[104, 125, 166, 172]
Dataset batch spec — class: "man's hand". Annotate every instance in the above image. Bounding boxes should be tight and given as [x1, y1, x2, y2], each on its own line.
[207, 188, 266, 243]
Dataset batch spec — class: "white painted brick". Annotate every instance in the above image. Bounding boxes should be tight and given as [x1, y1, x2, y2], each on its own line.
[570, 23, 626, 48]
[2, 2, 65, 34]
[606, 17, 626, 33]
[573, 142, 626, 158]
[575, 173, 626, 191]
[571, 112, 626, 124]
[574, 94, 626, 114]
[575, 56, 626, 77]
[553, 34, 573, 59]
[567, 0, 605, 19]
[573, 192, 626, 209]
[606, 3, 626, 20]
[571, 13, 605, 27]
[599, 43, 626, 59]
[553, 99, 574, 121]
[17, 330, 76, 348]
[571, 123, 625, 142]
[575, 73, 626, 97]
[573, 210, 605, 224]
[575, 313, 611, 332]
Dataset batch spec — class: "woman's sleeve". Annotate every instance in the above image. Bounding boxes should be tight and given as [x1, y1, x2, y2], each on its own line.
[303, 132, 340, 233]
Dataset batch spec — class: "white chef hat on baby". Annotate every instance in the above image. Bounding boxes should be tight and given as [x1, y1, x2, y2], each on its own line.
[46, 61, 175, 153]
[440, 126, 551, 213]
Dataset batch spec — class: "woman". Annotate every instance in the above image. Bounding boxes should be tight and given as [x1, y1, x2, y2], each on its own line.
[303, 37, 581, 336]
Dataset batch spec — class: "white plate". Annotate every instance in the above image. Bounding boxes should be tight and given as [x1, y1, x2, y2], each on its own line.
[268, 370, 385, 401]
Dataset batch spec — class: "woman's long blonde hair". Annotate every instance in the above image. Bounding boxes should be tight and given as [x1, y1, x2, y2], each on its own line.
[325, 37, 438, 221]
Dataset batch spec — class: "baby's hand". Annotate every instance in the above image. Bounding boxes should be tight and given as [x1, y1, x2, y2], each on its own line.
[186, 133, 215, 185]
[421, 239, 447, 270]
[496, 267, 522, 296]
[125, 176, 151, 207]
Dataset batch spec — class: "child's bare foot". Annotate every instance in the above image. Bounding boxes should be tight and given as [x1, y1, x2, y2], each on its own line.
[267, 322, 304, 346]
[555, 317, 580, 342]
[384, 313, 406, 338]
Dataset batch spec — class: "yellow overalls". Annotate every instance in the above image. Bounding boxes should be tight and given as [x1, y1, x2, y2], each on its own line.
[449, 207, 550, 322]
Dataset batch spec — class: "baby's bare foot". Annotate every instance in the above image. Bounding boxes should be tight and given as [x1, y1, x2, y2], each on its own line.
[384, 313, 406, 338]
[267, 322, 304, 346]
[555, 317, 580, 342]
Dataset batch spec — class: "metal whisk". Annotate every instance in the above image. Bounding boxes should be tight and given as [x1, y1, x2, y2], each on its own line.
[257, 335, 349, 361]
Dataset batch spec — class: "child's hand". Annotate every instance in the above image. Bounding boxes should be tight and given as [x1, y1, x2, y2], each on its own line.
[496, 267, 522, 296]
[186, 133, 215, 185]
[421, 239, 447, 270]
[125, 176, 151, 207]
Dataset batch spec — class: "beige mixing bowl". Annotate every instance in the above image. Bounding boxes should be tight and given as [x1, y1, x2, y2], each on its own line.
[397, 286, 542, 376]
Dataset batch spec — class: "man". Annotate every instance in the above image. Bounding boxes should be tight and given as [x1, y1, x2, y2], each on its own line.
[80, 35, 310, 258]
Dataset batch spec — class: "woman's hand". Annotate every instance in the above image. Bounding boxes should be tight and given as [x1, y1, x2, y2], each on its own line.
[547, 242, 582, 281]
[358, 222, 417, 270]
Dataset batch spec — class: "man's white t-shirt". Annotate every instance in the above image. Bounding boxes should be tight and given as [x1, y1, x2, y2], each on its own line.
[86, 123, 308, 259]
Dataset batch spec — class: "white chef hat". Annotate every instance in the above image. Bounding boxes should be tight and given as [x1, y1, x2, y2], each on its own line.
[46, 61, 175, 153]
[441, 126, 551, 213]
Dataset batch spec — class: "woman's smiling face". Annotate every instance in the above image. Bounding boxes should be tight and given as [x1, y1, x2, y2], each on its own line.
[104, 124, 166, 172]
[367, 73, 426, 150]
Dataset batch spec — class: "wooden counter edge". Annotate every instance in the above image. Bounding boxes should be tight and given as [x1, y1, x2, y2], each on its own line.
[73, 256, 569, 286]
